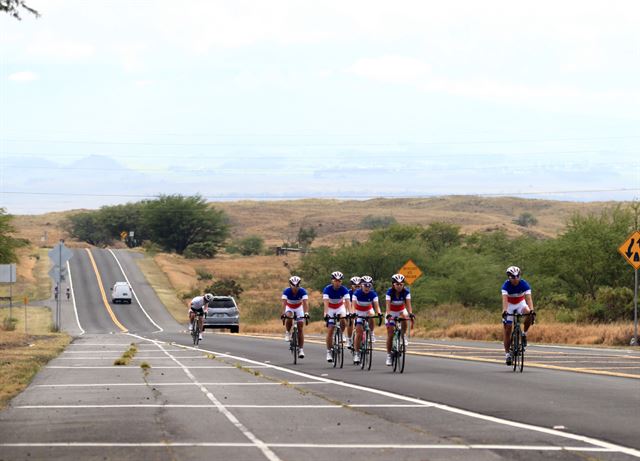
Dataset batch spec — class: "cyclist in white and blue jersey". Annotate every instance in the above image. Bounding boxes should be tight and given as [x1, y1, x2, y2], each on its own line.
[501, 266, 535, 365]
[281, 276, 309, 359]
[351, 275, 382, 364]
[346, 276, 361, 349]
[384, 274, 414, 366]
[322, 271, 351, 362]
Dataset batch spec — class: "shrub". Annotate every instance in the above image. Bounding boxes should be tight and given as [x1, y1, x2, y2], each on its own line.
[360, 215, 398, 230]
[184, 242, 218, 259]
[196, 268, 213, 281]
[513, 212, 538, 227]
[205, 279, 244, 298]
[2, 316, 17, 331]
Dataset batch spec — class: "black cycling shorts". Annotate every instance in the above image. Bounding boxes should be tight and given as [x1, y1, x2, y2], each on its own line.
[190, 306, 205, 317]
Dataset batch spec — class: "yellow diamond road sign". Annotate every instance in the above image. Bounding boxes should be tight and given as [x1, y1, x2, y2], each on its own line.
[619, 230, 640, 270]
[398, 259, 423, 285]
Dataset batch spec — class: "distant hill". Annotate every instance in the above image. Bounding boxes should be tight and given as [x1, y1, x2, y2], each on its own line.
[12, 196, 620, 248]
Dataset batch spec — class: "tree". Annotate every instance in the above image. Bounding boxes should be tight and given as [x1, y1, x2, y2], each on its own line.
[420, 222, 462, 253]
[142, 195, 229, 255]
[1, 0, 39, 19]
[64, 212, 112, 246]
[297, 226, 317, 248]
[513, 212, 538, 227]
[0, 208, 26, 263]
[237, 236, 265, 256]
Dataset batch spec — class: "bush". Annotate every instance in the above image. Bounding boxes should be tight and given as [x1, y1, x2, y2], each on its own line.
[205, 279, 244, 298]
[360, 215, 398, 230]
[184, 242, 218, 259]
[196, 269, 213, 281]
[2, 316, 17, 331]
[576, 286, 634, 323]
[513, 212, 538, 227]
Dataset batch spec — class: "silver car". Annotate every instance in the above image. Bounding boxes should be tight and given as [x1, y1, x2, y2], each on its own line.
[204, 296, 240, 333]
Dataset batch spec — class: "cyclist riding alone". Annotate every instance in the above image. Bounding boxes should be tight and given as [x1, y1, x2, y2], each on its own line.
[351, 275, 382, 364]
[385, 273, 414, 366]
[322, 271, 352, 362]
[346, 276, 361, 349]
[189, 293, 213, 342]
[281, 276, 310, 359]
[502, 266, 535, 365]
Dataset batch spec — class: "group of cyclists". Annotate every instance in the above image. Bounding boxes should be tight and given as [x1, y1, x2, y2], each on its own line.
[187, 265, 535, 368]
[280, 271, 415, 367]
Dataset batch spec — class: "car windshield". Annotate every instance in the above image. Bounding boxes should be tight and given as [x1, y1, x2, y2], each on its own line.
[209, 299, 236, 309]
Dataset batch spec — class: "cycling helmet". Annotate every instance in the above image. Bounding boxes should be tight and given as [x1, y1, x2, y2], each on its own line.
[350, 276, 361, 285]
[331, 271, 344, 280]
[361, 275, 373, 284]
[506, 266, 521, 278]
[289, 275, 301, 286]
[391, 273, 405, 284]
[204, 293, 213, 302]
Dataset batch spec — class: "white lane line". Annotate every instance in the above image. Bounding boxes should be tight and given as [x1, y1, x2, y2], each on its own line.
[33, 381, 323, 388]
[108, 249, 163, 332]
[0, 442, 617, 452]
[53, 357, 214, 360]
[66, 260, 85, 335]
[45, 366, 239, 369]
[134, 334, 640, 459]
[153, 341, 281, 461]
[14, 404, 430, 409]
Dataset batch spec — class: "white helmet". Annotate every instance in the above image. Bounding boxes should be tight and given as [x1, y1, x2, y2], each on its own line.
[331, 271, 344, 280]
[506, 266, 521, 278]
[350, 276, 361, 285]
[391, 273, 405, 284]
[361, 275, 373, 284]
[204, 293, 213, 302]
[289, 276, 301, 286]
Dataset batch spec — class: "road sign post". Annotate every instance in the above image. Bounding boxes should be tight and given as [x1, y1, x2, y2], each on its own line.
[48, 241, 73, 331]
[618, 230, 640, 346]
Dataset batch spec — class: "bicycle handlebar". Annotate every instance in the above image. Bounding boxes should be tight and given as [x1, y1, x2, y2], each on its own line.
[282, 313, 309, 325]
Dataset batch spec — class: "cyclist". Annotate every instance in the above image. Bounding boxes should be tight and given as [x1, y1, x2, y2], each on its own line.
[502, 266, 535, 365]
[189, 293, 213, 342]
[385, 273, 414, 366]
[351, 275, 382, 364]
[65, 286, 70, 300]
[346, 276, 361, 348]
[322, 271, 351, 362]
[281, 275, 309, 359]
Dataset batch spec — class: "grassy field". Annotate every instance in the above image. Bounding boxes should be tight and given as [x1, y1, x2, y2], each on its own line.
[0, 306, 71, 409]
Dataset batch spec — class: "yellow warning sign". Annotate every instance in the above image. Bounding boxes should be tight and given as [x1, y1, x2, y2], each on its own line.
[120, 231, 128, 241]
[398, 259, 423, 285]
[619, 230, 640, 270]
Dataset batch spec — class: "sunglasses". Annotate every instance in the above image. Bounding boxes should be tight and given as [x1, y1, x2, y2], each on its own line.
[393, 282, 404, 285]
[508, 275, 519, 280]
[362, 283, 372, 288]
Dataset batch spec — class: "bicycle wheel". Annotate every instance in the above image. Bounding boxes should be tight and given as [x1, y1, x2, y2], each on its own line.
[397, 329, 406, 373]
[192, 327, 199, 346]
[366, 329, 373, 371]
[291, 327, 298, 365]
[332, 327, 339, 368]
[337, 328, 344, 368]
[360, 331, 367, 370]
[518, 333, 525, 372]
[392, 331, 399, 372]
[510, 329, 519, 372]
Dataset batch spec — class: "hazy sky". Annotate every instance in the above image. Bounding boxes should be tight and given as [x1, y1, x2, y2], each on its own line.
[1, 0, 639, 213]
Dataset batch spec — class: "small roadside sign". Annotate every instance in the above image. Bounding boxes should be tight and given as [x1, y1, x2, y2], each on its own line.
[120, 231, 128, 241]
[48, 242, 73, 266]
[618, 230, 640, 270]
[398, 259, 423, 285]
[48, 265, 67, 282]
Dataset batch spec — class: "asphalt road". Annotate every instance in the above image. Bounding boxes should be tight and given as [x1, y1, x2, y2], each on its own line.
[0, 248, 638, 461]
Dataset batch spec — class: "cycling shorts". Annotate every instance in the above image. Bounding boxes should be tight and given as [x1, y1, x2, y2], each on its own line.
[386, 309, 409, 326]
[190, 306, 205, 317]
[284, 306, 305, 322]
[503, 301, 529, 325]
[326, 306, 348, 324]
[354, 308, 375, 325]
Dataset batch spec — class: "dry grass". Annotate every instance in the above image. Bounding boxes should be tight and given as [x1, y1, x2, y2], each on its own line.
[134, 254, 186, 324]
[0, 306, 71, 409]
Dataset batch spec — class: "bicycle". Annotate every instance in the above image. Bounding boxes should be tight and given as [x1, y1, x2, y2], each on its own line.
[504, 311, 535, 372]
[282, 313, 309, 364]
[387, 315, 413, 373]
[325, 313, 346, 368]
[190, 315, 202, 346]
[353, 314, 382, 370]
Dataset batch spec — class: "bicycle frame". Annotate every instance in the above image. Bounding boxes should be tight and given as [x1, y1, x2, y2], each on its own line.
[327, 314, 345, 368]
[508, 312, 533, 372]
[353, 314, 381, 370]
[283, 313, 308, 364]
[390, 317, 408, 373]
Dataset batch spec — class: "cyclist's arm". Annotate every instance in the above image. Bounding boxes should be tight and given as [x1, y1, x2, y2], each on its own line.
[405, 297, 413, 315]
[322, 295, 330, 317]
[302, 298, 309, 314]
[373, 299, 381, 315]
[281, 297, 288, 316]
[343, 294, 352, 315]
[501, 294, 508, 313]
[384, 295, 391, 317]
[525, 293, 534, 311]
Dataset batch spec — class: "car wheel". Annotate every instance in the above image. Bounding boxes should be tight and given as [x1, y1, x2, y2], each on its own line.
[230, 326, 239, 334]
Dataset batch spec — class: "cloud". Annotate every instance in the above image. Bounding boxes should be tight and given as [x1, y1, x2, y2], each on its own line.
[8, 71, 39, 82]
[346, 56, 431, 84]
[26, 36, 94, 60]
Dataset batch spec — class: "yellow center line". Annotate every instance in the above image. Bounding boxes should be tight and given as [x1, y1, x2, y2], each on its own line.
[85, 248, 128, 333]
[235, 333, 640, 380]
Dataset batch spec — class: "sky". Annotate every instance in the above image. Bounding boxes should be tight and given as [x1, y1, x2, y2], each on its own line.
[1, 0, 639, 214]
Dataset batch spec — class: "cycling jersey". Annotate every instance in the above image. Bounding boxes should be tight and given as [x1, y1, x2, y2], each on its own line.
[322, 284, 350, 308]
[282, 287, 309, 308]
[501, 279, 531, 304]
[385, 287, 411, 312]
[190, 296, 207, 315]
[352, 288, 379, 313]
[349, 289, 356, 302]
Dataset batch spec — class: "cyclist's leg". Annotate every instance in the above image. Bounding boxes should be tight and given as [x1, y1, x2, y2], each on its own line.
[385, 318, 394, 353]
[354, 318, 364, 351]
[297, 318, 304, 347]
